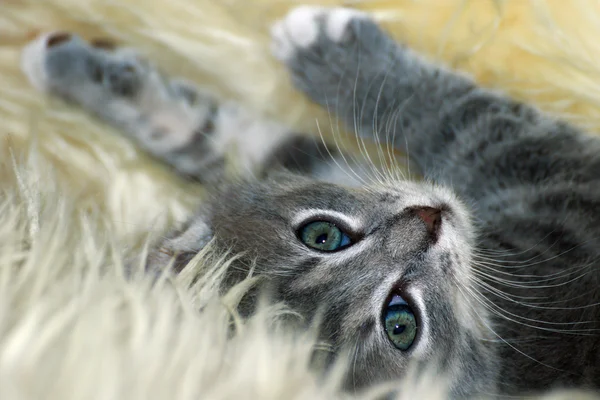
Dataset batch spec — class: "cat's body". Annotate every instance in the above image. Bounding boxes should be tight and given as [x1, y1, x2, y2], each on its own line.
[21, 7, 600, 398]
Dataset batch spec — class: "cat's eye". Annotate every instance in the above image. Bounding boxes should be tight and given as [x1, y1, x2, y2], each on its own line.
[383, 293, 417, 351]
[299, 220, 352, 252]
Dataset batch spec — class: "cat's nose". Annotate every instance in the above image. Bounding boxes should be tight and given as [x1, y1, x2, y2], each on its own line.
[412, 206, 442, 242]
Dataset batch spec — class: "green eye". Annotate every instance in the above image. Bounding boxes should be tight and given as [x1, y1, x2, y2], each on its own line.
[299, 220, 352, 252]
[383, 294, 417, 351]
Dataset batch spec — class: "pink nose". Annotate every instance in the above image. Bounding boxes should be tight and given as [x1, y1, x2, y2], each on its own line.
[412, 206, 442, 241]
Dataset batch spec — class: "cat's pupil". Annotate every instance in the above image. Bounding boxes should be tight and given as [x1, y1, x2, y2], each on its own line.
[393, 325, 406, 335]
[315, 233, 328, 244]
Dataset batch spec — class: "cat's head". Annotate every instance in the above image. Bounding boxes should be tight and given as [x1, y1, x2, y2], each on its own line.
[148, 172, 498, 397]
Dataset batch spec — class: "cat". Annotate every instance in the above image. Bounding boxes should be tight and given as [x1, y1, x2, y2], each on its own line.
[21, 6, 600, 399]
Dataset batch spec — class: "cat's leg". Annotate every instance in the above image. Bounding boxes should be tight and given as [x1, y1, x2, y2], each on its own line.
[22, 31, 367, 185]
[271, 7, 600, 195]
[23, 33, 227, 182]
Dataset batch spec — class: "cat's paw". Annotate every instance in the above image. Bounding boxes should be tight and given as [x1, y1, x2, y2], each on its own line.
[22, 32, 150, 102]
[21, 32, 229, 181]
[270, 6, 395, 111]
[21, 32, 297, 182]
[270, 6, 369, 62]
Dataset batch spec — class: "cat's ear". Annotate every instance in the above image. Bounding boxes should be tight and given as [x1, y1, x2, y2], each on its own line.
[145, 214, 214, 275]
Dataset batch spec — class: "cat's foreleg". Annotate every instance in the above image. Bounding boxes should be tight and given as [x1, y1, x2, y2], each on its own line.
[270, 7, 475, 178]
[271, 7, 599, 195]
[22, 31, 371, 187]
[19, 33, 299, 182]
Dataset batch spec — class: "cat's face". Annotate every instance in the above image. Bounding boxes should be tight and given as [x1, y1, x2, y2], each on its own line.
[150, 173, 498, 397]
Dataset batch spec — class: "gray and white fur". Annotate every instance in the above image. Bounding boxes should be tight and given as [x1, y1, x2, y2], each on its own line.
[22, 6, 600, 399]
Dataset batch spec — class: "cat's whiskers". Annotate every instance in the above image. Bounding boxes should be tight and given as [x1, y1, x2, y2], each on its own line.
[385, 97, 414, 182]
[459, 276, 593, 337]
[470, 269, 581, 303]
[462, 272, 600, 334]
[469, 276, 548, 301]
[379, 76, 416, 184]
[471, 259, 595, 285]
[316, 72, 372, 187]
[366, 65, 400, 184]
[469, 251, 600, 307]
[315, 115, 373, 188]
[355, 53, 413, 185]
[454, 281, 574, 374]
[471, 231, 597, 267]
[471, 276, 600, 313]
[471, 226, 575, 260]
[468, 287, 600, 335]
[349, 61, 391, 188]
[329, 53, 380, 186]
[317, 92, 383, 188]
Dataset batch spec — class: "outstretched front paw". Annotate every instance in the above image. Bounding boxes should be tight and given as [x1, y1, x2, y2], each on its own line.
[21, 32, 298, 182]
[22, 32, 148, 102]
[270, 6, 395, 111]
[21, 32, 227, 181]
[271, 6, 370, 62]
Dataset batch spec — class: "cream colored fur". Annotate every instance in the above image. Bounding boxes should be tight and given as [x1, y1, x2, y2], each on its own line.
[0, 0, 600, 398]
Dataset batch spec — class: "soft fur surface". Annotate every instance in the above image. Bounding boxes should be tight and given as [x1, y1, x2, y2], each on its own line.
[1, 0, 600, 399]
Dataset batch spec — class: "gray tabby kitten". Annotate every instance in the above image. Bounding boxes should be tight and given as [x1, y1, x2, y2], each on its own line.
[22, 6, 600, 399]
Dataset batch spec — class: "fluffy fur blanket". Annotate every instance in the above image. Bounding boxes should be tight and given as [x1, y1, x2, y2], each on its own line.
[0, 0, 599, 398]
